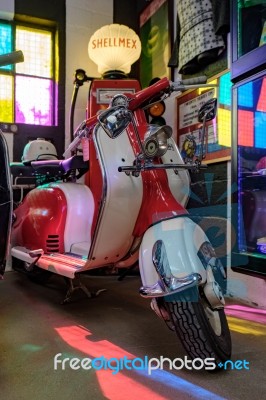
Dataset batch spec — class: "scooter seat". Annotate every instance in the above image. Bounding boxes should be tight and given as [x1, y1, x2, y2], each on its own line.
[10, 162, 35, 178]
[30, 155, 89, 175]
[10, 155, 89, 186]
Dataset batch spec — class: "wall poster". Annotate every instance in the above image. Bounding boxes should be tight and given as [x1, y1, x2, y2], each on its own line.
[176, 70, 232, 163]
[139, 0, 173, 88]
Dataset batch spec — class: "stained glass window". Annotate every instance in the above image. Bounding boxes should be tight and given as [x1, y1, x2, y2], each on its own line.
[0, 22, 55, 126]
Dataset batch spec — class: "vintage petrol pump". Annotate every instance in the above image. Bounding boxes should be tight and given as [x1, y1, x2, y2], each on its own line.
[83, 24, 142, 215]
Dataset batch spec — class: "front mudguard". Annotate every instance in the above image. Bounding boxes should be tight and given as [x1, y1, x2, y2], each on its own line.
[138, 216, 224, 303]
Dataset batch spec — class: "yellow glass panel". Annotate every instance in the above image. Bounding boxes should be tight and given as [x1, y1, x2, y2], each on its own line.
[198, 78, 218, 98]
[218, 108, 231, 147]
[0, 75, 13, 122]
[15, 26, 52, 78]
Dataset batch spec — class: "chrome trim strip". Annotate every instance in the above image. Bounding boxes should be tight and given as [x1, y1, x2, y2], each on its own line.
[139, 274, 200, 298]
[87, 124, 108, 260]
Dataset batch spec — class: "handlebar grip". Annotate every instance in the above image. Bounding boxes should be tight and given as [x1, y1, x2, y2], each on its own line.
[0, 50, 24, 67]
[63, 135, 81, 157]
[181, 76, 207, 85]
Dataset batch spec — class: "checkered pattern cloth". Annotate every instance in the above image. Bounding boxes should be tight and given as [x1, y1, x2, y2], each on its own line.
[169, 0, 229, 72]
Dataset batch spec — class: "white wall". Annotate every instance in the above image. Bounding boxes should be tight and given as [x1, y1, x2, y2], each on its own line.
[65, 0, 113, 148]
[0, 0, 14, 20]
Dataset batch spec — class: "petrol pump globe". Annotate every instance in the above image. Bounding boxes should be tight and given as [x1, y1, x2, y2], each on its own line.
[88, 24, 141, 77]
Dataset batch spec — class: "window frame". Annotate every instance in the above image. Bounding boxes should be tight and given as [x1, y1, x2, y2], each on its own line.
[0, 19, 57, 127]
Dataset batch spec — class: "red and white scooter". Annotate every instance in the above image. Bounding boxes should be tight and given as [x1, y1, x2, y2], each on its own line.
[9, 75, 231, 366]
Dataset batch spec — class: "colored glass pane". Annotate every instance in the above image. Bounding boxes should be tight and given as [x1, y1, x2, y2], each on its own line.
[238, 82, 253, 108]
[255, 111, 266, 148]
[218, 108, 231, 147]
[15, 76, 53, 125]
[257, 77, 266, 112]
[0, 23, 12, 70]
[16, 27, 52, 78]
[0, 75, 13, 122]
[219, 72, 232, 107]
[238, 110, 254, 146]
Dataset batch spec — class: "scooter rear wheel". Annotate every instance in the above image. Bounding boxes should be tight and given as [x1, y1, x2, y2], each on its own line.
[164, 286, 231, 368]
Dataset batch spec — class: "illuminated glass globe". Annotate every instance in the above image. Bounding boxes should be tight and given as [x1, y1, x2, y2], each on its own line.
[88, 24, 141, 76]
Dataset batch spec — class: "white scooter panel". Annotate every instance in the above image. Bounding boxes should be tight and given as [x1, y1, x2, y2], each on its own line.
[138, 216, 208, 288]
[85, 125, 143, 267]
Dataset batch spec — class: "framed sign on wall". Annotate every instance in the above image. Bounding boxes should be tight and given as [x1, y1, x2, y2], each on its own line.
[139, 0, 173, 88]
[177, 70, 232, 164]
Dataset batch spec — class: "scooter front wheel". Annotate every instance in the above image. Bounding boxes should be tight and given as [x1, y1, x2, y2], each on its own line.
[163, 286, 231, 368]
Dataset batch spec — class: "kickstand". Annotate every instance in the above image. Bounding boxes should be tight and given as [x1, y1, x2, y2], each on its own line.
[61, 276, 106, 304]
[117, 262, 138, 281]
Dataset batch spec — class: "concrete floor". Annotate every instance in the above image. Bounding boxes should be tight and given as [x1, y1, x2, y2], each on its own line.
[1, 270, 266, 400]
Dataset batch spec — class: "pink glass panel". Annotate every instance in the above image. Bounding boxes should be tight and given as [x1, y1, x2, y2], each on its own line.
[15, 76, 53, 125]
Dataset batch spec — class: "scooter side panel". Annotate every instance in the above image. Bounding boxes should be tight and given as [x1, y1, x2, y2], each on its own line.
[12, 183, 95, 256]
[50, 183, 94, 253]
[85, 125, 143, 267]
[139, 217, 208, 287]
[12, 186, 67, 253]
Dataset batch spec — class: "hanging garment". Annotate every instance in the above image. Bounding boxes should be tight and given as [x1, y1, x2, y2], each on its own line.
[168, 0, 230, 74]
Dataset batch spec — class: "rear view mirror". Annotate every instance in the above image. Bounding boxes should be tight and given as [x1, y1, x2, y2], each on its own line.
[198, 98, 217, 123]
[97, 106, 132, 139]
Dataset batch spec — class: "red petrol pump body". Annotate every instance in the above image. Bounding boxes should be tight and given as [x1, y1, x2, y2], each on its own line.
[85, 77, 141, 230]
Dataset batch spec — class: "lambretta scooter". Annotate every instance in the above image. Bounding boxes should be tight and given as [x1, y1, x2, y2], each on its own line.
[8, 75, 231, 366]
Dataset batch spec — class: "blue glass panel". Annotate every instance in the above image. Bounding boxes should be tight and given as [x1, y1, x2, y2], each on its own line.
[0, 23, 12, 70]
[219, 72, 232, 106]
[255, 111, 266, 148]
[238, 82, 253, 108]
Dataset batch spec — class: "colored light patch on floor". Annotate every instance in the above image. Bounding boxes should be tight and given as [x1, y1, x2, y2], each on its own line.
[55, 325, 226, 400]
[226, 316, 266, 336]
[225, 305, 266, 325]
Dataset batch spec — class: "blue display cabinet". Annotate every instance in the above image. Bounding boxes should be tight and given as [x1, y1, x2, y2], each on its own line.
[231, 0, 266, 277]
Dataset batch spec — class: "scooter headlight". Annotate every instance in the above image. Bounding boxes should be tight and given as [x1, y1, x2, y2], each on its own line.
[143, 124, 172, 159]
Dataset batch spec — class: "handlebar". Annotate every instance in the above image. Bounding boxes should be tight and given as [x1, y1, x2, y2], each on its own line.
[63, 121, 88, 157]
[171, 76, 218, 92]
[0, 50, 24, 67]
[180, 76, 208, 85]
[65, 75, 218, 157]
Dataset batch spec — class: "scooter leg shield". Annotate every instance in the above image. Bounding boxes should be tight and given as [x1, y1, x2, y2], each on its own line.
[139, 217, 211, 298]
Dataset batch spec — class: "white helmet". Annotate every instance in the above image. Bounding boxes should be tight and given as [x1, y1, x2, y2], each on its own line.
[21, 138, 58, 164]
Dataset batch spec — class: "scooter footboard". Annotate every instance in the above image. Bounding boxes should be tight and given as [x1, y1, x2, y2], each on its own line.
[138, 217, 210, 298]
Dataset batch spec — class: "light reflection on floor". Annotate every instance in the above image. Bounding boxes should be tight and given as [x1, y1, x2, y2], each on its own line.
[53, 303, 266, 399]
[225, 304, 266, 336]
[55, 325, 227, 400]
